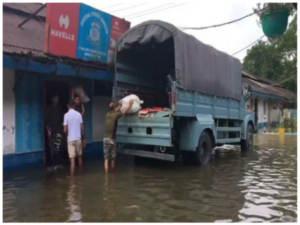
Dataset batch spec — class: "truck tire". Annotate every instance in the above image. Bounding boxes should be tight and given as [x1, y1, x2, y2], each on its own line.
[196, 131, 213, 165]
[241, 124, 254, 151]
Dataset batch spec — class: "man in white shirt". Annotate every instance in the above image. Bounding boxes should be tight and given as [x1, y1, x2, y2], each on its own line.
[63, 99, 85, 176]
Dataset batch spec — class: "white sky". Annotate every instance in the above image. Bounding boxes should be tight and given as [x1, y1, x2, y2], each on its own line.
[86, 1, 268, 62]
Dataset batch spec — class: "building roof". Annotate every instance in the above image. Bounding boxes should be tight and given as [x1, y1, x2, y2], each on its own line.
[242, 71, 296, 101]
[3, 3, 46, 17]
[3, 3, 110, 70]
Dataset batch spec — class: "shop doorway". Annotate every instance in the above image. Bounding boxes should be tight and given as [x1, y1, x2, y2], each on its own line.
[44, 81, 70, 166]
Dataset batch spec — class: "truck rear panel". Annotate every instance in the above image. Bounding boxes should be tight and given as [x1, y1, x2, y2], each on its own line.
[116, 113, 173, 147]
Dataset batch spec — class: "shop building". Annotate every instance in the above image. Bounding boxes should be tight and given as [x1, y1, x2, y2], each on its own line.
[243, 71, 297, 133]
[3, 3, 130, 170]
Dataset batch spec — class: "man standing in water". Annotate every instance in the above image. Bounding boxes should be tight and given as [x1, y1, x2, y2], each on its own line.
[103, 100, 133, 173]
[47, 94, 64, 171]
[64, 99, 85, 176]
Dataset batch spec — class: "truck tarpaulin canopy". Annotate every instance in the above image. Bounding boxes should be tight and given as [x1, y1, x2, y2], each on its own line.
[116, 20, 242, 101]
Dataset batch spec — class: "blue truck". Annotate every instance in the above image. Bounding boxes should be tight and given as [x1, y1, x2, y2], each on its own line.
[112, 20, 255, 165]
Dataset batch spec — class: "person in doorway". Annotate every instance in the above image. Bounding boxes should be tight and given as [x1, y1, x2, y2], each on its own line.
[63, 99, 85, 176]
[74, 95, 85, 117]
[103, 100, 134, 173]
[70, 88, 85, 117]
[47, 94, 64, 171]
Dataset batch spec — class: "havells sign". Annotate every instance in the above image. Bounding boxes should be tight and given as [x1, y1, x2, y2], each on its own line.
[44, 3, 130, 64]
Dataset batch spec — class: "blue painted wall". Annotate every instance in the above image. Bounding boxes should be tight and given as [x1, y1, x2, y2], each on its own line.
[15, 72, 44, 153]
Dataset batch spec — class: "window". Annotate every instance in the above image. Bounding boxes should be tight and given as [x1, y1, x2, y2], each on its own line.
[263, 100, 267, 115]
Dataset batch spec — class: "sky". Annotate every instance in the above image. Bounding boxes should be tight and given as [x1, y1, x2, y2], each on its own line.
[86, 1, 268, 62]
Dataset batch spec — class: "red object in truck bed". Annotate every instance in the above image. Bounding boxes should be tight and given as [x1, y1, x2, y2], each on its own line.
[140, 107, 163, 112]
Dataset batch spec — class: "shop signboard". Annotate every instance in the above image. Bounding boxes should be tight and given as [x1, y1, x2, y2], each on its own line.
[44, 3, 130, 64]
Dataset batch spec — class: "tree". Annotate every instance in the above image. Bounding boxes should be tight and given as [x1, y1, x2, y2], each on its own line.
[243, 11, 297, 93]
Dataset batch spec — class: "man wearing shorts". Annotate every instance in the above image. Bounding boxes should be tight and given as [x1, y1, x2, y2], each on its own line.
[63, 99, 85, 176]
[103, 100, 133, 173]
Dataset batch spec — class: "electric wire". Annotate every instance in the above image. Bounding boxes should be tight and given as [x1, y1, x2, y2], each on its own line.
[231, 35, 265, 56]
[127, 3, 187, 19]
[124, 3, 174, 18]
[270, 75, 297, 87]
[109, 3, 148, 13]
[178, 7, 266, 30]
[102, 3, 124, 10]
[179, 11, 256, 30]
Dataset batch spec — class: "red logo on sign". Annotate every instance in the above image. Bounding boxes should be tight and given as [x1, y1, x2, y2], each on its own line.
[44, 3, 80, 58]
[109, 17, 130, 51]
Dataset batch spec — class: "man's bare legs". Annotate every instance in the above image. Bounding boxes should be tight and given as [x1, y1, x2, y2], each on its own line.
[111, 160, 115, 171]
[70, 158, 76, 177]
[78, 156, 83, 174]
[104, 159, 109, 173]
[104, 159, 116, 173]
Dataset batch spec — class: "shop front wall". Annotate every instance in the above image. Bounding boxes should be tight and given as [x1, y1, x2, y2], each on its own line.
[14, 71, 94, 154]
[15, 71, 44, 154]
[3, 69, 16, 155]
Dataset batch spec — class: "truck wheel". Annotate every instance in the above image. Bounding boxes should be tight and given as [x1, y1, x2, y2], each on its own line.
[241, 124, 254, 151]
[196, 131, 213, 165]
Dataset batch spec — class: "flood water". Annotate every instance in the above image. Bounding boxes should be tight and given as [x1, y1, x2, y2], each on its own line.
[3, 135, 297, 222]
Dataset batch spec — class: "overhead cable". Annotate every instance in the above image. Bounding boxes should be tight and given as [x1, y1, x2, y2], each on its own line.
[128, 3, 187, 19]
[102, 3, 124, 10]
[179, 9, 263, 30]
[231, 35, 265, 56]
[109, 3, 148, 13]
[124, 3, 174, 18]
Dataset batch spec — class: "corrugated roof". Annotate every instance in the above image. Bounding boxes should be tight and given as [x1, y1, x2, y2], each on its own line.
[243, 75, 296, 101]
[3, 44, 47, 58]
[242, 70, 281, 87]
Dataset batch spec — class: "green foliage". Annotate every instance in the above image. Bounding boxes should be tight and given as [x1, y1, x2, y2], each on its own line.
[280, 117, 297, 131]
[243, 13, 297, 93]
[254, 3, 295, 18]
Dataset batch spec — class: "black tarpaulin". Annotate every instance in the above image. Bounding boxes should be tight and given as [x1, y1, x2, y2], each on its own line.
[116, 20, 242, 101]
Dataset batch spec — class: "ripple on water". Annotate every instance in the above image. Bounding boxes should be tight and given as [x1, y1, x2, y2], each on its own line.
[2, 135, 298, 222]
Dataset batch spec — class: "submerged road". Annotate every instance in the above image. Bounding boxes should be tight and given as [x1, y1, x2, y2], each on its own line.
[3, 135, 297, 222]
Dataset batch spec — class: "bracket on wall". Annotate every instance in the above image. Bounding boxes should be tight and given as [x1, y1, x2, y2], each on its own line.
[18, 3, 46, 28]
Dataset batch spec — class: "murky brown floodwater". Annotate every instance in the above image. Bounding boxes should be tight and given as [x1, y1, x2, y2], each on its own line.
[3, 135, 297, 222]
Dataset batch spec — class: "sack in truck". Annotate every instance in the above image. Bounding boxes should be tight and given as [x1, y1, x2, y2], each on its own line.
[120, 94, 143, 114]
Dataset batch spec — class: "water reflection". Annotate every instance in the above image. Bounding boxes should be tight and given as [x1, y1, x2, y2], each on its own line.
[66, 178, 82, 222]
[3, 135, 297, 222]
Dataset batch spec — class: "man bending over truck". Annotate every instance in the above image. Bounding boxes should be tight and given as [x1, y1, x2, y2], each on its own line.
[103, 100, 134, 173]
